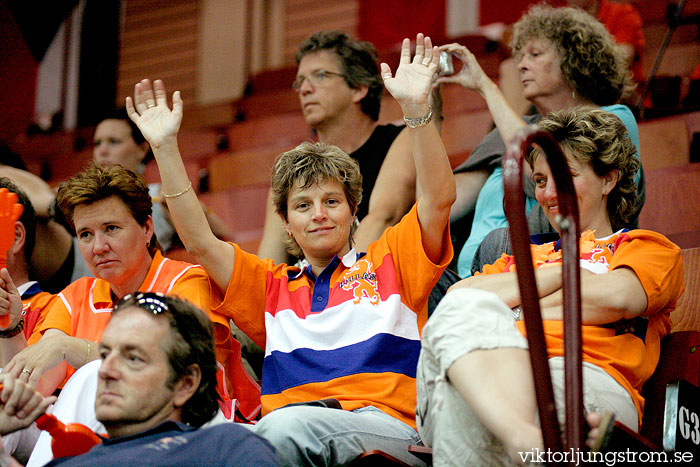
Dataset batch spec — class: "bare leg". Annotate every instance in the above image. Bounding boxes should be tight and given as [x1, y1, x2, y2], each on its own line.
[447, 347, 543, 463]
[585, 411, 616, 451]
[419, 289, 546, 465]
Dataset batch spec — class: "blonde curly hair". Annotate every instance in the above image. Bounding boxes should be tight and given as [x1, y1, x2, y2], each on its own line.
[511, 4, 635, 105]
[271, 142, 362, 258]
[528, 106, 640, 230]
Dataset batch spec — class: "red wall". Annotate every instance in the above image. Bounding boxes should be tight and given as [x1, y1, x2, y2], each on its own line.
[481, 0, 565, 25]
[357, 1, 571, 50]
[0, 3, 37, 143]
[358, 0, 446, 50]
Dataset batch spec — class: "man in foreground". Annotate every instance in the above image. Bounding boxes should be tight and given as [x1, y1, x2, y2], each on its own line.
[0, 293, 278, 466]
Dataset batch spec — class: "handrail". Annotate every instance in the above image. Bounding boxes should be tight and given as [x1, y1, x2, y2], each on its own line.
[502, 126, 584, 462]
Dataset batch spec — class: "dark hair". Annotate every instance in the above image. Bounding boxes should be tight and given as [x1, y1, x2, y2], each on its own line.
[529, 106, 640, 230]
[56, 163, 161, 256]
[296, 30, 383, 121]
[0, 144, 28, 171]
[0, 177, 36, 264]
[98, 108, 154, 165]
[113, 293, 220, 427]
[272, 142, 362, 258]
[510, 5, 635, 105]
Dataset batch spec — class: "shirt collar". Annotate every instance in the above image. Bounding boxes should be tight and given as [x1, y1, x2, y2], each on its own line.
[340, 248, 360, 267]
[289, 248, 361, 282]
[535, 228, 630, 252]
[18, 281, 40, 297]
[100, 420, 192, 446]
[91, 252, 163, 306]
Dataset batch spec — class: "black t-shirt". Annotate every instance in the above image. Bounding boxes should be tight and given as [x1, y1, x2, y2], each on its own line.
[350, 124, 404, 221]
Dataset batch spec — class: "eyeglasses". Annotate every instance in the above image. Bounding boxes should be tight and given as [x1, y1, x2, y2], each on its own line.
[292, 70, 346, 92]
[116, 292, 170, 315]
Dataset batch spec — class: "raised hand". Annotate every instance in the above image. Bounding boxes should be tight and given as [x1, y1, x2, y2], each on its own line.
[125, 79, 183, 149]
[434, 43, 490, 92]
[380, 33, 439, 115]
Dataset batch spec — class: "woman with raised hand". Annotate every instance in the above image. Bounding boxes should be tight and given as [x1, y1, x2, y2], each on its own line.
[128, 34, 454, 466]
[440, 4, 644, 278]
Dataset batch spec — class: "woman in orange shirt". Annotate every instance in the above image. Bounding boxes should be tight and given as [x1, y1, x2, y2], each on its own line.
[416, 107, 684, 465]
[0, 165, 257, 417]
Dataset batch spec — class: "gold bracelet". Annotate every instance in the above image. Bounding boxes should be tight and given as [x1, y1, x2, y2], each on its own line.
[84, 339, 92, 365]
[162, 181, 193, 198]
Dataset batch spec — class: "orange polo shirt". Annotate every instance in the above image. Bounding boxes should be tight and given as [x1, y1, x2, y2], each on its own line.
[20, 283, 58, 345]
[36, 251, 261, 418]
[483, 230, 684, 425]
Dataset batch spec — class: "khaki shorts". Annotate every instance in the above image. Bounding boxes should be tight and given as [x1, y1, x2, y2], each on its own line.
[416, 288, 637, 466]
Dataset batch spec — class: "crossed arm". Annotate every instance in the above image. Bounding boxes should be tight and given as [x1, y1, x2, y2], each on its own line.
[1, 271, 97, 396]
[450, 265, 648, 325]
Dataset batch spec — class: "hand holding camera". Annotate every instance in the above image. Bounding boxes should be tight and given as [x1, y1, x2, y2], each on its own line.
[434, 43, 492, 93]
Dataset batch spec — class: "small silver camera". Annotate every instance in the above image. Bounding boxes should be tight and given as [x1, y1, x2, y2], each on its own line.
[438, 51, 454, 77]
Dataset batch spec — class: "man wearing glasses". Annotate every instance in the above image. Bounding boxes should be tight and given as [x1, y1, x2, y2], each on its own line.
[0, 293, 279, 467]
[257, 30, 417, 264]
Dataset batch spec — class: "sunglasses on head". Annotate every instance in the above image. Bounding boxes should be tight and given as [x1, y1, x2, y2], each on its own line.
[116, 292, 170, 315]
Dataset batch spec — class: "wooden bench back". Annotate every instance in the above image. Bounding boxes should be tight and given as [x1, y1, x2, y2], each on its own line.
[672, 248, 700, 332]
[638, 117, 690, 171]
[640, 248, 700, 448]
[639, 164, 700, 250]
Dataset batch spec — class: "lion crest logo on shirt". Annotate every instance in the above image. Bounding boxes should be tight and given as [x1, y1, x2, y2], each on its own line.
[145, 435, 188, 452]
[340, 259, 379, 305]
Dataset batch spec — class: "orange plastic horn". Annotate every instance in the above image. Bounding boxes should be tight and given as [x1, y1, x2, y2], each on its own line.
[0, 384, 102, 460]
[35, 413, 102, 458]
[0, 187, 24, 328]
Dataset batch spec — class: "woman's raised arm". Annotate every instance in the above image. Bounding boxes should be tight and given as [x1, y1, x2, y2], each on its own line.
[126, 79, 234, 291]
[380, 34, 455, 263]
